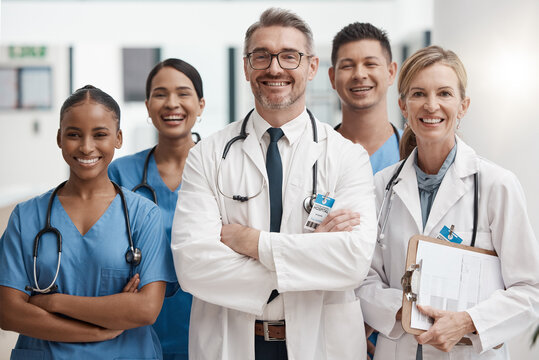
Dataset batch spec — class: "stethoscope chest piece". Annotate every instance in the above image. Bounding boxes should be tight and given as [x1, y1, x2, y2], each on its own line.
[125, 247, 142, 266]
[303, 194, 316, 213]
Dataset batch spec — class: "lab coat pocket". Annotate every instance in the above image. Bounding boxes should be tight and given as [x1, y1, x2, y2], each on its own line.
[323, 299, 364, 360]
[10, 349, 44, 360]
[99, 268, 131, 296]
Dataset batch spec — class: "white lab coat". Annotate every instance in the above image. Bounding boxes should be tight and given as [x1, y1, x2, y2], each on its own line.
[357, 137, 539, 359]
[171, 111, 377, 360]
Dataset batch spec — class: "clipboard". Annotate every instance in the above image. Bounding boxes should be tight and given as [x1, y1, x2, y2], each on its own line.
[400, 234, 499, 335]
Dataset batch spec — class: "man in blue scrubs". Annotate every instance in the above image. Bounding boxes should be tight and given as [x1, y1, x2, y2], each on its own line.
[329, 22, 402, 174]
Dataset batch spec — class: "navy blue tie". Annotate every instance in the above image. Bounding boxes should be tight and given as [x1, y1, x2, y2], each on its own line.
[266, 128, 284, 303]
[266, 128, 284, 233]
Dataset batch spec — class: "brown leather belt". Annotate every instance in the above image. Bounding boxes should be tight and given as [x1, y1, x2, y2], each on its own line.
[255, 320, 286, 341]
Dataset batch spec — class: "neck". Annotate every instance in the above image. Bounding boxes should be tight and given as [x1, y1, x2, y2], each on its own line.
[416, 138, 455, 175]
[62, 174, 115, 199]
[338, 103, 393, 155]
[255, 100, 305, 128]
[154, 134, 195, 164]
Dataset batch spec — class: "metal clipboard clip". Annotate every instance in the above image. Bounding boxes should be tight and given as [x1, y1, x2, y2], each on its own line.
[401, 260, 422, 302]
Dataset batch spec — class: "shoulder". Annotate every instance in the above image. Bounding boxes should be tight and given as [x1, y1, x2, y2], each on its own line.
[121, 187, 161, 218]
[110, 148, 151, 170]
[15, 188, 55, 214]
[476, 156, 521, 192]
[319, 121, 369, 156]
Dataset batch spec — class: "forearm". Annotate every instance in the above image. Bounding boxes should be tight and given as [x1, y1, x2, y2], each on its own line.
[39, 282, 165, 330]
[0, 287, 120, 342]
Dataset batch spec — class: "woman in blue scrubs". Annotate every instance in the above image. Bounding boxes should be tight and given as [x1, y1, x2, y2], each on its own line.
[109, 58, 205, 360]
[0, 85, 176, 360]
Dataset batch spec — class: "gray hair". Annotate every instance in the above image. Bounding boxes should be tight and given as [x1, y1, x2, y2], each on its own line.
[243, 7, 314, 55]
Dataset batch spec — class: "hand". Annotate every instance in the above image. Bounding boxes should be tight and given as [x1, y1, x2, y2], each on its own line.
[365, 323, 376, 359]
[122, 274, 140, 293]
[220, 224, 260, 259]
[415, 305, 476, 352]
[314, 209, 360, 233]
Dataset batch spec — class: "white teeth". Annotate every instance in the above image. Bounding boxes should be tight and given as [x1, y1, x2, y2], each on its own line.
[266, 82, 288, 86]
[163, 115, 184, 120]
[351, 87, 372, 92]
[78, 158, 98, 164]
[421, 118, 443, 124]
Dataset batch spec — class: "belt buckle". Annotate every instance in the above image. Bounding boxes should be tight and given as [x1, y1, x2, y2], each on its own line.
[263, 320, 285, 341]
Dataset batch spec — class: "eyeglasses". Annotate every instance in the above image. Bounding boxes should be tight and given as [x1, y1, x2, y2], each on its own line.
[246, 50, 309, 70]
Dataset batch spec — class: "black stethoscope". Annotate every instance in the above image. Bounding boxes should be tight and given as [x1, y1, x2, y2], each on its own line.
[132, 132, 201, 205]
[216, 109, 319, 213]
[376, 155, 479, 249]
[25, 181, 142, 294]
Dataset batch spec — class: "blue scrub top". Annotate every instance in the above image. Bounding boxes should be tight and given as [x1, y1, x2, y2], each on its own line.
[109, 148, 190, 360]
[369, 128, 403, 174]
[0, 187, 177, 360]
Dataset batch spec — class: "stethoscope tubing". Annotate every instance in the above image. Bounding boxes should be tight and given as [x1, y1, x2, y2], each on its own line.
[376, 156, 479, 248]
[217, 109, 318, 212]
[27, 181, 140, 294]
[133, 132, 201, 205]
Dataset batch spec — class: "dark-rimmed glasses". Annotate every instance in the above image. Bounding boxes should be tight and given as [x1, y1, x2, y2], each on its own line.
[246, 51, 309, 70]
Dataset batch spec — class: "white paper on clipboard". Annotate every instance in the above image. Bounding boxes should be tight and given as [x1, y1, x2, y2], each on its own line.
[410, 239, 505, 330]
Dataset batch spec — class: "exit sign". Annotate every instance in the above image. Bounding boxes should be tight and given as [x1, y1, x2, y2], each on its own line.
[9, 46, 47, 59]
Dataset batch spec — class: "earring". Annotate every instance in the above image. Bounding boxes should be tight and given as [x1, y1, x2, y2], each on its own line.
[456, 118, 461, 130]
[147, 116, 152, 125]
[197, 116, 202, 123]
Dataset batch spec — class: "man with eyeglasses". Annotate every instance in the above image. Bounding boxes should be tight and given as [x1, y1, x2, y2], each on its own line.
[171, 8, 377, 360]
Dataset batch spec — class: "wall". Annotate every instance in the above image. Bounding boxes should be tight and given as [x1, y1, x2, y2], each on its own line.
[0, 0, 433, 204]
[432, 0, 539, 357]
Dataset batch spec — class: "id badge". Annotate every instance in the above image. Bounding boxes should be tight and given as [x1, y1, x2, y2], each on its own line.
[304, 193, 335, 231]
[437, 225, 463, 244]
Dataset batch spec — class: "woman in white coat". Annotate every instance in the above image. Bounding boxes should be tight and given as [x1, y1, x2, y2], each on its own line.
[357, 45, 539, 359]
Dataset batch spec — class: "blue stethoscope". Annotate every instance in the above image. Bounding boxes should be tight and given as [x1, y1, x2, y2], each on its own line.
[216, 109, 319, 213]
[376, 156, 479, 248]
[25, 181, 141, 294]
[133, 132, 201, 205]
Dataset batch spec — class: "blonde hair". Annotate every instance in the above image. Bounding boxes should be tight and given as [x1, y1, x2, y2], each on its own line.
[398, 46, 468, 159]
[398, 45, 467, 100]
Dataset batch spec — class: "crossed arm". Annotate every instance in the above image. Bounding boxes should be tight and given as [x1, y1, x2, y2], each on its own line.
[0, 275, 165, 343]
[221, 209, 362, 259]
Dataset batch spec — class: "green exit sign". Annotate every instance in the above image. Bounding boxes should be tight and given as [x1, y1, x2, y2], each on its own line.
[9, 46, 47, 59]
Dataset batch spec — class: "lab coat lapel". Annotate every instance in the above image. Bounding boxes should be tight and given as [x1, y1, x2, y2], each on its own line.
[241, 123, 268, 185]
[392, 151, 423, 233]
[281, 124, 324, 229]
[423, 137, 479, 235]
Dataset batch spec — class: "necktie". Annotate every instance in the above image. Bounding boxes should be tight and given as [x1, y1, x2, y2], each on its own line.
[266, 128, 284, 233]
[266, 128, 284, 303]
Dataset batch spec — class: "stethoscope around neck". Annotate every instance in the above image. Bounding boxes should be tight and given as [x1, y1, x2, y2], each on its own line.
[216, 108, 318, 213]
[376, 156, 479, 249]
[133, 132, 201, 205]
[25, 181, 141, 294]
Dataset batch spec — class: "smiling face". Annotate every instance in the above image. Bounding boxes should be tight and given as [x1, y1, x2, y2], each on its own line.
[244, 25, 318, 117]
[399, 63, 470, 149]
[329, 39, 396, 112]
[146, 66, 205, 141]
[57, 101, 122, 182]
